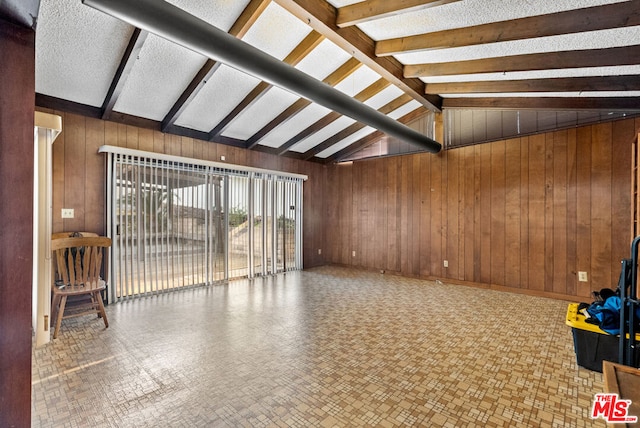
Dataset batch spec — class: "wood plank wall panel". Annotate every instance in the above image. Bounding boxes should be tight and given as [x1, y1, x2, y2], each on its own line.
[0, 20, 35, 428]
[544, 132, 555, 293]
[462, 145, 476, 282]
[446, 150, 460, 280]
[325, 117, 640, 301]
[419, 153, 431, 277]
[42, 110, 326, 268]
[85, 117, 106, 233]
[504, 138, 521, 288]
[490, 140, 506, 286]
[591, 123, 613, 293]
[63, 113, 87, 232]
[388, 156, 401, 272]
[479, 143, 492, 284]
[576, 126, 593, 297]
[519, 138, 530, 290]
[611, 119, 636, 285]
[565, 129, 578, 297]
[472, 144, 482, 282]
[430, 153, 444, 277]
[527, 134, 545, 291]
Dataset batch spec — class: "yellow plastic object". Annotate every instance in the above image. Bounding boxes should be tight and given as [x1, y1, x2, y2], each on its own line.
[566, 303, 610, 334]
[566, 303, 640, 339]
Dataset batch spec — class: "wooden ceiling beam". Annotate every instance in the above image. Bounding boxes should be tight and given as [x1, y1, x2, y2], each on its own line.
[208, 30, 324, 139]
[426, 75, 640, 94]
[277, 78, 391, 154]
[325, 107, 427, 164]
[302, 94, 414, 160]
[161, 0, 270, 132]
[442, 97, 640, 111]
[376, 0, 640, 56]
[336, 0, 460, 28]
[274, 0, 441, 111]
[101, 28, 148, 120]
[36, 93, 247, 147]
[246, 57, 361, 149]
[405, 45, 640, 77]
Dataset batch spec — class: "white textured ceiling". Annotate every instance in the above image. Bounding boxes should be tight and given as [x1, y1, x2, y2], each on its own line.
[36, 0, 132, 107]
[35, 0, 640, 162]
[113, 34, 208, 121]
[242, 2, 311, 60]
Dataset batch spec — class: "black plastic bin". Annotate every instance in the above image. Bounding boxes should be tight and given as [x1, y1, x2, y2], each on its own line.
[566, 303, 638, 372]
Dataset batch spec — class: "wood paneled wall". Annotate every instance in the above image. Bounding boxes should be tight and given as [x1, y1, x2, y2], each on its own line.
[43, 108, 640, 300]
[42, 110, 326, 269]
[0, 19, 35, 428]
[326, 118, 640, 300]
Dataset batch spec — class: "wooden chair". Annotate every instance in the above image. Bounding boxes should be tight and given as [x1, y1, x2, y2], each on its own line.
[52, 231, 99, 239]
[51, 235, 111, 339]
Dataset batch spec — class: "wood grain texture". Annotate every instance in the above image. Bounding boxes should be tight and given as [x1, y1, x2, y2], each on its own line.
[479, 143, 492, 284]
[40, 111, 640, 303]
[324, 117, 639, 301]
[565, 129, 578, 297]
[527, 134, 545, 291]
[504, 138, 521, 288]
[490, 140, 506, 286]
[0, 21, 35, 428]
[576, 126, 593, 297]
[591, 123, 613, 291]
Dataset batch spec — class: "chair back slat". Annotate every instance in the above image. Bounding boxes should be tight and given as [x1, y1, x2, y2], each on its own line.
[52, 237, 112, 289]
[82, 246, 91, 285]
[93, 247, 103, 283]
[56, 250, 70, 285]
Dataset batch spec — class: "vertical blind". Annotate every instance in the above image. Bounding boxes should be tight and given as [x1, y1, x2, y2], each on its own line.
[101, 146, 305, 303]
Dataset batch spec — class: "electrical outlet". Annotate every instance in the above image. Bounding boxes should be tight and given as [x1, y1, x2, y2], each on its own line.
[318, 249, 322, 255]
[443, 260, 449, 268]
[220, 155, 225, 161]
[578, 271, 588, 282]
[352, 250, 356, 257]
[61, 208, 74, 219]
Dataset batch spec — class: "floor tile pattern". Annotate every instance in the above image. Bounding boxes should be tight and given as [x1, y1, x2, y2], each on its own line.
[33, 267, 607, 427]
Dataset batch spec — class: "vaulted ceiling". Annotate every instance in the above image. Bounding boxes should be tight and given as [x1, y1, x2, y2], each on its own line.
[34, 0, 640, 163]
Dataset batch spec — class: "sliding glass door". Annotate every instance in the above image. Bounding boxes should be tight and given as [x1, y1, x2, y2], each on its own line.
[104, 147, 304, 302]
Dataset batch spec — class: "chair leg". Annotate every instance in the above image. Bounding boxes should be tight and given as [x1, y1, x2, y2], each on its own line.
[50, 293, 61, 328]
[89, 293, 101, 318]
[53, 295, 67, 339]
[94, 291, 109, 329]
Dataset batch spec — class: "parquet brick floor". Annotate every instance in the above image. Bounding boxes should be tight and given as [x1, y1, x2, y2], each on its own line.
[32, 266, 606, 427]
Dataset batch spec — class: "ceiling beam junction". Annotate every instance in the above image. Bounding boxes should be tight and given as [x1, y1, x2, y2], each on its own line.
[208, 30, 324, 139]
[324, 107, 427, 164]
[274, 0, 442, 111]
[277, 77, 391, 155]
[303, 94, 414, 160]
[245, 57, 361, 149]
